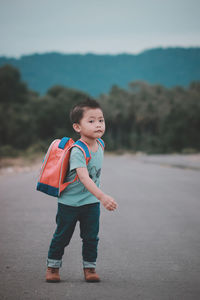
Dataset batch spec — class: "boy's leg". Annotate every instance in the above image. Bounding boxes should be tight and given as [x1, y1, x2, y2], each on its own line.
[47, 203, 78, 269]
[79, 203, 100, 278]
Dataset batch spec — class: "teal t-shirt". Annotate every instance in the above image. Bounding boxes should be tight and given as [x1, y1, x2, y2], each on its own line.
[58, 144, 104, 207]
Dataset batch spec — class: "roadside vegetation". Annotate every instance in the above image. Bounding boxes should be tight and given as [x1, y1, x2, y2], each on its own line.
[0, 64, 200, 162]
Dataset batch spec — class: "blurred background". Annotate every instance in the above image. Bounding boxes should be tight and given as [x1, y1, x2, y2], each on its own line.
[1, 3, 200, 298]
[0, 0, 200, 161]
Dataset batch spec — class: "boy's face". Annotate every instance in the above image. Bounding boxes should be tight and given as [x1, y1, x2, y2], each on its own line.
[73, 108, 105, 140]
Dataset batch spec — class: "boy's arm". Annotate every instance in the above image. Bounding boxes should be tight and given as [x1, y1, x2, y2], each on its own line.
[76, 167, 117, 211]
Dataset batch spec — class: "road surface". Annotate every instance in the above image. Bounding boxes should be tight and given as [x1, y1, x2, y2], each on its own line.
[0, 154, 200, 300]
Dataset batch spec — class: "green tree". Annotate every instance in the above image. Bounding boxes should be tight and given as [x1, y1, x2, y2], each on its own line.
[0, 64, 35, 150]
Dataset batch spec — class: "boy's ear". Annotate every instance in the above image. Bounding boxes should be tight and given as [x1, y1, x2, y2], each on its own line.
[73, 123, 81, 133]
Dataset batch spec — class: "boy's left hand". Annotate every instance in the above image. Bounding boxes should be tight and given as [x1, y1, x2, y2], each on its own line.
[99, 194, 118, 211]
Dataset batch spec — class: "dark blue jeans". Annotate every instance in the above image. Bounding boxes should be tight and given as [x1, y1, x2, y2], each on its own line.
[47, 202, 100, 268]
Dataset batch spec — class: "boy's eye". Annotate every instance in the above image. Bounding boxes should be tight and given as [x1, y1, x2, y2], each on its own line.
[99, 119, 104, 123]
[89, 120, 94, 123]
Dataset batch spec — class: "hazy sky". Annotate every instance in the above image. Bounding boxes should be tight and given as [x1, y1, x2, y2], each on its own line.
[0, 0, 200, 57]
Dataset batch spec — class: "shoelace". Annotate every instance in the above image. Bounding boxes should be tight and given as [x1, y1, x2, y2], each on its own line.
[88, 268, 95, 273]
[48, 267, 58, 273]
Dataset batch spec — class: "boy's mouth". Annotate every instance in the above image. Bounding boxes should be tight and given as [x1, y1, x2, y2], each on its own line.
[95, 130, 103, 133]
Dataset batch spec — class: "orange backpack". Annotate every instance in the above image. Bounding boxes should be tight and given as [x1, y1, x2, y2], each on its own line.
[36, 137, 104, 197]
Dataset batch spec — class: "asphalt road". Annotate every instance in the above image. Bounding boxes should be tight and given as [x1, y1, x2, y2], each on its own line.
[0, 155, 200, 300]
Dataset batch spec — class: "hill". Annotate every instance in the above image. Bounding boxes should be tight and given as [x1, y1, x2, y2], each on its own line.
[0, 47, 200, 96]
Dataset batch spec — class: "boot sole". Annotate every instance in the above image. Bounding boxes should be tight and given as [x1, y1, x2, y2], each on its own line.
[85, 279, 100, 283]
[46, 279, 60, 283]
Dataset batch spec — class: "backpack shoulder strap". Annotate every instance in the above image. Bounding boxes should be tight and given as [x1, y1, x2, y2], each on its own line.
[71, 139, 91, 164]
[97, 138, 105, 150]
[58, 137, 71, 149]
[71, 138, 105, 164]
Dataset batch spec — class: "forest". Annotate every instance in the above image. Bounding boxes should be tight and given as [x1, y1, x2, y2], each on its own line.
[0, 64, 200, 157]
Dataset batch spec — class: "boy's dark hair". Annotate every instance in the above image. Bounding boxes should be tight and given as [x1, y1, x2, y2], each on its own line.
[70, 98, 102, 124]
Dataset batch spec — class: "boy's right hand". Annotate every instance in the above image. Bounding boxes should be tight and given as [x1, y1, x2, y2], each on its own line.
[99, 194, 118, 211]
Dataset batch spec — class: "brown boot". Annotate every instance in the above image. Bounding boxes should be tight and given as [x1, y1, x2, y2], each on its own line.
[83, 268, 100, 282]
[46, 267, 60, 283]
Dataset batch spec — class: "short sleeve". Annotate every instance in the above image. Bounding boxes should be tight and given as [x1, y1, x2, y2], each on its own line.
[69, 147, 87, 171]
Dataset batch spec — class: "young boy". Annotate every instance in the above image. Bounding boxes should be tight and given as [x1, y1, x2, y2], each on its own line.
[46, 98, 117, 283]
